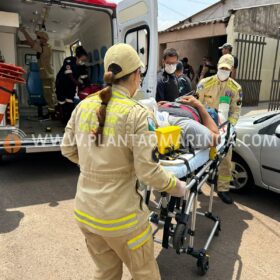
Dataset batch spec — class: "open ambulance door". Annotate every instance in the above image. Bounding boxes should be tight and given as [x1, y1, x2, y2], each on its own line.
[116, 0, 158, 99]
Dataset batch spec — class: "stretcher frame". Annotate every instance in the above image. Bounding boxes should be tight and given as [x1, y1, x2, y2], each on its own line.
[144, 123, 236, 276]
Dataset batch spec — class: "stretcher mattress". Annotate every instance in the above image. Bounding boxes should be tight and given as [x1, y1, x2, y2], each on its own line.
[161, 127, 233, 179]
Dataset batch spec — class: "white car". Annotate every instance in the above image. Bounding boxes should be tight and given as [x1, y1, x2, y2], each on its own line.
[231, 111, 280, 193]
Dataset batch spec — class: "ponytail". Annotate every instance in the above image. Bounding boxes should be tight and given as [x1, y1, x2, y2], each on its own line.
[92, 72, 114, 146]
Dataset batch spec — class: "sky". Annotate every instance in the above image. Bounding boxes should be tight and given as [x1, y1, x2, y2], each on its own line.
[111, 0, 219, 31]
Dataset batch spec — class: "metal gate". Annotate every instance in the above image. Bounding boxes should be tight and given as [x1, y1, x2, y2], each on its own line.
[269, 28, 280, 111]
[235, 33, 266, 106]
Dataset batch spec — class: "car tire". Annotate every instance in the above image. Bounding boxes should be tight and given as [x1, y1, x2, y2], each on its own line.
[231, 153, 254, 192]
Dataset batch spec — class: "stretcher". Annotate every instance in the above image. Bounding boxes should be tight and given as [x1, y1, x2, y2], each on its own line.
[144, 122, 236, 276]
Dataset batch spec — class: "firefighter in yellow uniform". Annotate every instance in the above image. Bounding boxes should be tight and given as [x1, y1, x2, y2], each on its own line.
[196, 54, 242, 204]
[19, 27, 57, 116]
[61, 43, 186, 280]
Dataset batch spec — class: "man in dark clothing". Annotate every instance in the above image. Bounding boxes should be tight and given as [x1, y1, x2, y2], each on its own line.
[199, 57, 217, 81]
[56, 46, 89, 123]
[175, 61, 192, 96]
[182, 57, 195, 81]
[219, 43, 238, 79]
[156, 48, 179, 102]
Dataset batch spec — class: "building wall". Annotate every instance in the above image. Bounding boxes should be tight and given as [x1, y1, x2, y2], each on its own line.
[164, 39, 209, 73]
[159, 22, 226, 44]
[180, 0, 278, 25]
[227, 14, 280, 102]
[158, 22, 227, 70]
[234, 4, 280, 39]
[260, 38, 279, 101]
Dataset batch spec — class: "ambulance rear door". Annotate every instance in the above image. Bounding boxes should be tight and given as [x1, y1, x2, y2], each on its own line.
[116, 0, 158, 99]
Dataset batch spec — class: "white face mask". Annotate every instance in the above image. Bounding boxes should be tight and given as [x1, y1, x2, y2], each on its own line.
[165, 64, 177, 75]
[217, 69, 231, 81]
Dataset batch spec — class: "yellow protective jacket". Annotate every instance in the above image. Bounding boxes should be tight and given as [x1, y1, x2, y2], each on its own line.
[197, 75, 243, 125]
[61, 85, 177, 237]
[32, 42, 54, 80]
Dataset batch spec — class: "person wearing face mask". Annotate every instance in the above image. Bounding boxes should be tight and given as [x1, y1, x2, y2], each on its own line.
[19, 27, 57, 118]
[55, 46, 89, 123]
[61, 43, 186, 280]
[219, 43, 238, 80]
[156, 48, 180, 102]
[185, 54, 243, 204]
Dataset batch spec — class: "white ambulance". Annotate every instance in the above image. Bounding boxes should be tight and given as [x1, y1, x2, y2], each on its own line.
[0, 0, 158, 160]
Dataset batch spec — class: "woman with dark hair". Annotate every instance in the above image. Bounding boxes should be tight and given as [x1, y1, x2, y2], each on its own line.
[55, 46, 89, 123]
[61, 43, 186, 280]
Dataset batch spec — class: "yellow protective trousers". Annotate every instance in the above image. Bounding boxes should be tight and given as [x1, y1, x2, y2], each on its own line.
[80, 222, 161, 280]
[218, 146, 233, 192]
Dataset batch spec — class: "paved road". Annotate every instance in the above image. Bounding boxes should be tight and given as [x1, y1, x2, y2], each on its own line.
[0, 153, 279, 280]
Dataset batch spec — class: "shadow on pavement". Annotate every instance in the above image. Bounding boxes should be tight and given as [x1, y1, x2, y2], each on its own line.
[0, 152, 79, 210]
[156, 192, 253, 280]
[232, 187, 280, 223]
[0, 210, 24, 234]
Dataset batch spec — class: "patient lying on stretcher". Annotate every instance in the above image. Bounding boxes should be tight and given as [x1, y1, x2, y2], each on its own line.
[139, 96, 220, 149]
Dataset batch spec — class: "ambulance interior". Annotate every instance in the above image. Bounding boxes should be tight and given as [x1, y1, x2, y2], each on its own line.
[0, 0, 113, 139]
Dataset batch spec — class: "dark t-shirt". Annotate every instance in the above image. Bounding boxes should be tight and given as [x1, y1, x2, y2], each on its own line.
[197, 63, 217, 80]
[58, 56, 78, 78]
[177, 74, 192, 96]
[156, 71, 179, 102]
[56, 56, 89, 100]
[183, 64, 194, 79]
[203, 63, 217, 78]
[233, 55, 238, 69]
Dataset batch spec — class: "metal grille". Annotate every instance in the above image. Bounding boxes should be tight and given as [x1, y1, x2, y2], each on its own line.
[235, 33, 266, 106]
[269, 28, 280, 111]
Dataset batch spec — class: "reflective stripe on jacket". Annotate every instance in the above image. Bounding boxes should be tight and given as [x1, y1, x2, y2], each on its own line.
[196, 75, 242, 125]
[61, 85, 176, 237]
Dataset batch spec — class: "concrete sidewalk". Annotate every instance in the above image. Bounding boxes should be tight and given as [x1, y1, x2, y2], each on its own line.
[1, 153, 280, 280]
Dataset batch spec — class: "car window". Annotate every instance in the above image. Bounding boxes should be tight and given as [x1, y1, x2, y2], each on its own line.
[259, 119, 280, 135]
[125, 26, 149, 75]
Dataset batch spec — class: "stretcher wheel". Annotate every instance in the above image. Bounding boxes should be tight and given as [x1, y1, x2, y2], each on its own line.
[173, 223, 186, 253]
[197, 255, 209, 276]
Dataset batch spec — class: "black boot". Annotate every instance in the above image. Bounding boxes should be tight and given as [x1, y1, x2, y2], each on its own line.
[63, 102, 75, 124]
[218, 191, 233, 204]
[50, 105, 61, 121]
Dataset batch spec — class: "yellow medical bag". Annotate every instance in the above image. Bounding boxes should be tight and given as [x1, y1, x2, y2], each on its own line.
[155, 126, 181, 155]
